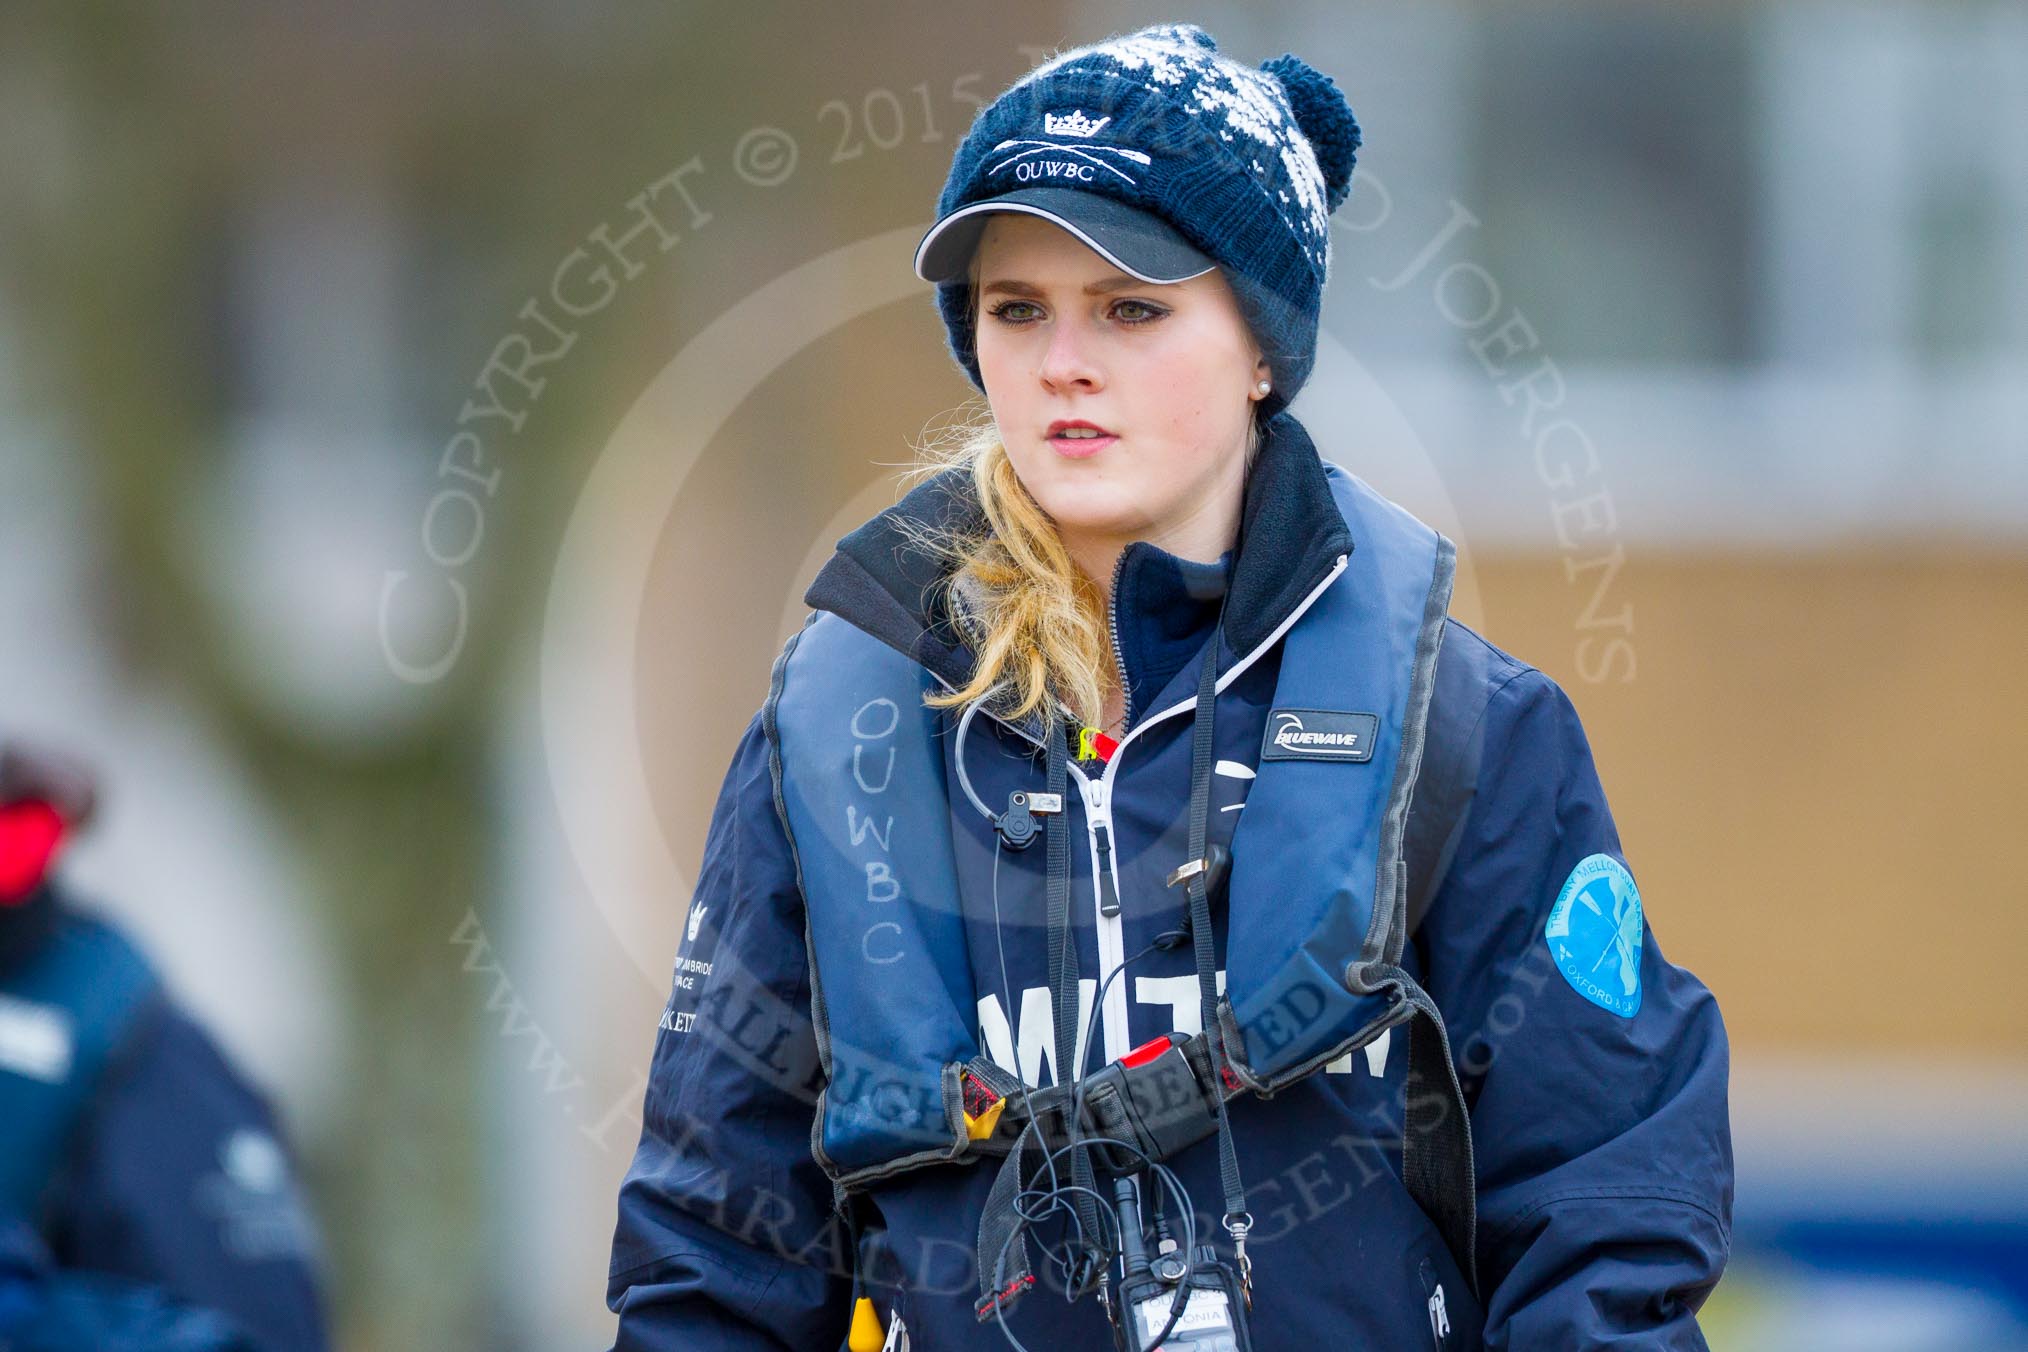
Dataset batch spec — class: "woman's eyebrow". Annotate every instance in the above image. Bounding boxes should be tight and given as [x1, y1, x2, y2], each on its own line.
[978, 275, 1151, 298]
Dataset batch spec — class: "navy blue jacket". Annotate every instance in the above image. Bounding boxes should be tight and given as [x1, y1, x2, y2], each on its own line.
[607, 438, 1732, 1349]
[3, 897, 332, 1352]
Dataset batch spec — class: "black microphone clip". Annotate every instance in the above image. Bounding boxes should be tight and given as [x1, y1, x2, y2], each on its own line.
[995, 790, 1061, 851]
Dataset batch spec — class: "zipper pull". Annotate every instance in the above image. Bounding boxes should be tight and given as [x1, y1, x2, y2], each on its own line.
[1094, 822, 1122, 918]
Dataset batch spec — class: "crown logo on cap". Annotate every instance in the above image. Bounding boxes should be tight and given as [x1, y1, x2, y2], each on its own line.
[1042, 109, 1110, 138]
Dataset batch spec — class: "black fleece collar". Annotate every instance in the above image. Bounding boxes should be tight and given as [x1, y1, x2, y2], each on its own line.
[801, 410, 1354, 691]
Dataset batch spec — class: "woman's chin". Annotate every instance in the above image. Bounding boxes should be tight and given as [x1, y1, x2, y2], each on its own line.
[1038, 502, 1147, 542]
[1014, 468, 1153, 541]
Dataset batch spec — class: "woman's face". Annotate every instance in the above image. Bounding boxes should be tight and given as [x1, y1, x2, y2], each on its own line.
[969, 213, 1267, 567]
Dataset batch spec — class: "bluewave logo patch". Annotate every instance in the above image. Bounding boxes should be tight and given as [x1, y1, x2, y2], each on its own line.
[1260, 708, 1378, 762]
[1544, 853, 1644, 1017]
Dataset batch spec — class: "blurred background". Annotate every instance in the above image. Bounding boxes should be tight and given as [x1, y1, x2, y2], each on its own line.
[1, 1, 2023, 1348]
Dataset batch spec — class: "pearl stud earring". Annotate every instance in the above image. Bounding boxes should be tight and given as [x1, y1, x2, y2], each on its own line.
[1256, 379, 1271, 396]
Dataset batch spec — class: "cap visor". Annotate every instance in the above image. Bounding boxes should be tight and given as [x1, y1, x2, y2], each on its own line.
[913, 188, 1217, 286]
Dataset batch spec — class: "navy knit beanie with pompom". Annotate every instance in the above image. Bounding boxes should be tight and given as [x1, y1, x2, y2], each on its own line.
[918, 23, 1361, 419]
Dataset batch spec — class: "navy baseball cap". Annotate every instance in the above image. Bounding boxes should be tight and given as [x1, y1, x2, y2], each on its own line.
[913, 186, 1218, 286]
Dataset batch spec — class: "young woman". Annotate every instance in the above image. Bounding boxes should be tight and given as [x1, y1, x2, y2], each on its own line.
[608, 24, 1730, 1351]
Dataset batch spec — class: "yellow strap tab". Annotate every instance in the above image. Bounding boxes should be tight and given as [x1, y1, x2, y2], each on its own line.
[1077, 726, 1099, 761]
[964, 1096, 1008, 1141]
[848, 1296, 884, 1352]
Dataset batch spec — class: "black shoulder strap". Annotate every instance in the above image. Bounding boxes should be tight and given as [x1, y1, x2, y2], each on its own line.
[1395, 745, 1483, 1299]
[1396, 662, 1490, 1299]
[1403, 683, 1485, 940]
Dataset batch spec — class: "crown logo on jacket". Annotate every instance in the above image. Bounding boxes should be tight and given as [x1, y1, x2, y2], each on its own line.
[1043, 109, 1110, 138]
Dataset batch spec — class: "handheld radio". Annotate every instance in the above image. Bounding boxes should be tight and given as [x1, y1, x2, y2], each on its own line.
[1108, 1175, 1252, 1352]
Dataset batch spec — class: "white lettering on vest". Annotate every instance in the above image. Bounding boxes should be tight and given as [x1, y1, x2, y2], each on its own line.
[1322, 1026, 1393, 1076]
[977, 975, 1395, 1086]
[847, 696, 903, 968]
[863, 922, 904, 965]
[852, 742, 895, 794]
[976, 980, 1096, 1088]
[846, 804, 892, 852]
[1132, 972, 1227, 1037]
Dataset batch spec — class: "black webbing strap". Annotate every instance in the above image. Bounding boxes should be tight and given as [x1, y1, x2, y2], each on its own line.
[1044, 717, 1106, 1297]
[836, 1182, 870, 1312]
[974, 1113, 1044, 1320]
[1186, 618, 1253, 1286]
[1397, 978, 1480, 1295]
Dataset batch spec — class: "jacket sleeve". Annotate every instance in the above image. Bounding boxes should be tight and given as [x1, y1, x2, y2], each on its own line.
[1414, 666, 1733, 1351]
[40, 1003, 332, 1352]
[607, 710, 852, 1352]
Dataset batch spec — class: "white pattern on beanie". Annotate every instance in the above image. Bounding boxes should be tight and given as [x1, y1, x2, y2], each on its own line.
[1011, 23, 1333, 280]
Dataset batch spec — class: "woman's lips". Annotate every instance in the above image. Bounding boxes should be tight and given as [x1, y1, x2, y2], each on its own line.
[1049, 430, 1117, 458]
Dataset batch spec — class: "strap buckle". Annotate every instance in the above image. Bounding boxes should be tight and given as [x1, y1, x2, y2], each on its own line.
[1076, 1032, 1226, 1177]
[1224, 1210, 1255, 1307]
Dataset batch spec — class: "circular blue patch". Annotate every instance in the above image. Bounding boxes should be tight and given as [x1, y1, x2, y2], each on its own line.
[1544, 853, 1644, 1018]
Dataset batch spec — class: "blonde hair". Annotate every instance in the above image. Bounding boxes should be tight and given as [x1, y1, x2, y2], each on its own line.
[895, 402, 1264, 733]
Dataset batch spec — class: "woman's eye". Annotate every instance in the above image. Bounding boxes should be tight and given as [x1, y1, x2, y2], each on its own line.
[985, 298, 1168, 325]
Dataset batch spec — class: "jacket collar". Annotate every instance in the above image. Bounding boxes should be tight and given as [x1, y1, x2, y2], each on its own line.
[1108, 541, 1230, 732]
[802, 409, 1354, 701]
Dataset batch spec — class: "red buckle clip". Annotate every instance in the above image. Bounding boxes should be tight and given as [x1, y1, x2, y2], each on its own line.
[1120, 1031, 1186, 1070]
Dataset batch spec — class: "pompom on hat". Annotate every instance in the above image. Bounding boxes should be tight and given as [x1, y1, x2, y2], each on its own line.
[913, 23, 1362, 419]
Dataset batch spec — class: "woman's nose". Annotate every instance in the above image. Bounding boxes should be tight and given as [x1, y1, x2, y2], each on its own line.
[1038, 317, 1103, 393]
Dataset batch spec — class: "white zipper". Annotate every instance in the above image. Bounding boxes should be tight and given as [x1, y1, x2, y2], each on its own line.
[1068, 764, 1131, 1066]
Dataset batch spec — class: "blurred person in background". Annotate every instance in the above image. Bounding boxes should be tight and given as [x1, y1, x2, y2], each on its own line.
[0, 741, 331, 1352]
[607, 23, 1729, 1351]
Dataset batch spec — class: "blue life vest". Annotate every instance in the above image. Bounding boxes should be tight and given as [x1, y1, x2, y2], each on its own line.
[0, 907, 260, 1352]
[0, 908, 164, 1221]
[763, 462, 1479, 1299]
